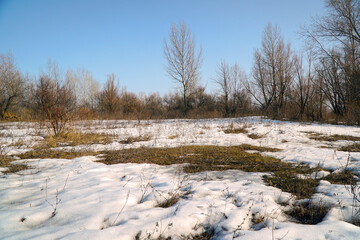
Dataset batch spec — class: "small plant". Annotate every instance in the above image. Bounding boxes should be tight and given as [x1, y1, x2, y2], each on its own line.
[190, 225, 215, 240]
[109, 191, 130, 227]
[45, 179, 61, 217]
[154, 171, 190, 208]
[232, 201, 254, 239]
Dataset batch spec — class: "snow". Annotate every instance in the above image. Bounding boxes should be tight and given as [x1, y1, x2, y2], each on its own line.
[0, 117, 360, 239]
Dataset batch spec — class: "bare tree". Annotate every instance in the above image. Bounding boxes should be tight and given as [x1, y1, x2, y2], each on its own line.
[214, 61, 231, 117]
[33, 75, 76, 136]
[303, 0, 360, 123]
[66, 68, 100, 110]
[97, 74, 121, 116]
[230, 64, 249, 115]
[0, 52, 24, 119]
[215, 61, 248, 117]
[250, 23, 295, 118]
[164, 21, 202, 116]
[292, 51, 314, 119]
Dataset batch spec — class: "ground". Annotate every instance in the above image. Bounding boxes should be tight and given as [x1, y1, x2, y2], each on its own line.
[0, 117, 360, 239]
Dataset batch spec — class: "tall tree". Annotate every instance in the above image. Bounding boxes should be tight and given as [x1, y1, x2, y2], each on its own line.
[0, 53, 24, 119]
[66, 68, 100, 110]
[164, 21, 202, 116]
[303, 0, 360, 123]
[250, 24, 295, 118]
[214, 61, 231, 117]
[97, 74, 121, 116]
[292, 51, 314, 119]
[215, 61, 248, 117]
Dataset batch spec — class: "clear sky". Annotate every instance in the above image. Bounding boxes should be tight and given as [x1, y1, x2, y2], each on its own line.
[0, 0, 326, 95]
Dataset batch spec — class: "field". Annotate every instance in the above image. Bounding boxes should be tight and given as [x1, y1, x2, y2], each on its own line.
[1, 117, 360, 239]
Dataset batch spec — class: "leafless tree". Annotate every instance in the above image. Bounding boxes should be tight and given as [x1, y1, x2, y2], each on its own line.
[214, 61, 231, 116]
[292, 51, 314, 119]
[250, 23, 295, 118]
[33, 74, 76, 135]
[164, 21, 203, 116]
[66, 68, 100, 110]
[97, 74, 121, 116]
[303, 0, 360, 123]
[145, 93, 164, 119]
[215, 61, 248, 117]
[0, 52, 24, 119]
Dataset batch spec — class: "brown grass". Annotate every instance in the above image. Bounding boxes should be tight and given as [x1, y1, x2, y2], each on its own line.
[119, 135, 151, 144]
[98, 145, 282, 173]
[0, 156, 29, 174]
[38, 130, 114, 148]
[322, 169, 357, 185]
[18, 150, 98, 160]
[168, 135, 179, 139]
[156, 195, 180, 208]
[339, 143, 360, 152]
[285, 200, 331, 224]
[306, 132, 360, 142]
[223, 127, 247, 134]
[97, 144, 326, 199]
[247, 133, 264, 139]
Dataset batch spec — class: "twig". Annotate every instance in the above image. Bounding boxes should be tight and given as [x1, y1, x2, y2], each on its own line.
[112, 191, 130, 226]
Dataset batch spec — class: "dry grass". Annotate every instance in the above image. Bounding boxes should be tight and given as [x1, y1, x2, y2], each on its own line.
[322, 169, 357, 185]
[38, 130, 114, 148]
[98, 145, 282, 174]
[156, 195, 180, 208]
[119, 135, 151, 144]
[306, 132, 360, 142]
[247, 133, 264, 139]
[18, 150, 98, 160]
[190, 226, 215, 240]
[285, 200, 331, 224]
[264, 174, 319, 199]
[339, 143, 360, 152]
[0, 156, 29, 174]
[223, 127, 247, 134]
[168, 135, 179, 140]
[97, 144, 326, 199]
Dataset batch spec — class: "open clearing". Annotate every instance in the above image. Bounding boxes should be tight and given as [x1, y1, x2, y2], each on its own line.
[1, 117, 360, 239]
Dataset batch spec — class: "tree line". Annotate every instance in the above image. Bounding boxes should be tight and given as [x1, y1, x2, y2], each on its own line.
[1, 0, 359, 126]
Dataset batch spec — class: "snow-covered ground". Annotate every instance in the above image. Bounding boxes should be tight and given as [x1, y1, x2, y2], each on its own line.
[1, 117, 360, 239]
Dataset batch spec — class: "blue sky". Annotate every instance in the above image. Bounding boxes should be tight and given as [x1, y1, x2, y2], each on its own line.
[0, 0, 326, 94]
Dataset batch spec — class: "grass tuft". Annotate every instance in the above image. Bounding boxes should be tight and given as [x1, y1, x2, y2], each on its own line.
[119, 135, 151, 144]
[168, 135, 179, 140]
[285, 200, 331, 224]
[224, 127, 247, 134]
[156, 195, 180, 208]
[247, 133, 264, 139]
[322, 169, 357, 185]
[306, 132, 360, 142]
